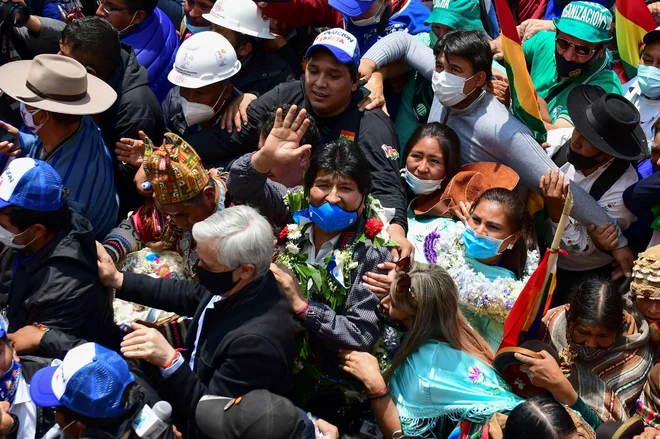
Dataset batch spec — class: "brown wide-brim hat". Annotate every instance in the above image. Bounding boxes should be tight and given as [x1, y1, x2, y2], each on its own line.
[411, 162, 520, 216]
[0, 54, 117, 115]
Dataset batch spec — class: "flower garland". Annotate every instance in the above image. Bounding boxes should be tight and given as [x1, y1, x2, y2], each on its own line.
[277, 189, 398, 310]
[419, 221, 539, 323]
[277, 189, 398, 405]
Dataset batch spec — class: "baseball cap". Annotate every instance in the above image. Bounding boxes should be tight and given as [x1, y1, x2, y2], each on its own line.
[328, 0, 376, 17]
[424, 0, 485, 32]
[29, 343, 136, 419]
[195, 390, 305, 439]
[644, 26, 660, 46]
[305, 28, 361, 66]
[0, 158, 65, 212]
[553, 1, 613, 44]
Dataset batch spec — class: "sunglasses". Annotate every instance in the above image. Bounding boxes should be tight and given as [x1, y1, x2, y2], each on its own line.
[395, 256, 414, 298]
[555, 37, 599, 57]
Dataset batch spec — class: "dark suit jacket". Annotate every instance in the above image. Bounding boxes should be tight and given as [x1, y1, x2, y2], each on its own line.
[117, 271, 295, 439]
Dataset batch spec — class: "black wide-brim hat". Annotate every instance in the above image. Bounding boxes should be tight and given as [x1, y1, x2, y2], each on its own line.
[595, 416, 645, 439]
[494, 340, 561, 399]
[567, 85, 647, 161]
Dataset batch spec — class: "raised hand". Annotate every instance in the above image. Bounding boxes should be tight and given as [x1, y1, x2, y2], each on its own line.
[115, 130, 148, 168]
[251, 105, 312, 174]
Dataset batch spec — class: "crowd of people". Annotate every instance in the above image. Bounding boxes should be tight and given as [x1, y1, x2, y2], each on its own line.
[2, 0, 660, 437]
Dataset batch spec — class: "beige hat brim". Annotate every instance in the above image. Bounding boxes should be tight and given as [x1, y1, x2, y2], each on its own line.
[0, 60, 118, 115]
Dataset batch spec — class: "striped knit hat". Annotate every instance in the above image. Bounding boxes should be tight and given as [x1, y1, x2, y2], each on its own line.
[143, 133, 210, 206]
[631, 245, 660, 300]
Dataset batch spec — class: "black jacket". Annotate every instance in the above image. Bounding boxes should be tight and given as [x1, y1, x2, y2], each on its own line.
[117, 271, 294, 439]
[194, 79, 407, 229]
[234, 46, 295, 96]
[0, 210, 118, 354]
[101, 44, 166, 220]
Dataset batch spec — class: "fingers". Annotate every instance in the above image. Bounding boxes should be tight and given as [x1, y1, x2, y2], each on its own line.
[233, 108, 242, 133]
[362, 271, 392, 286]
[282, 105, 296, 129]
[390, 247, 400, 264]
[514, 352, 540, 365]
[295, 143, 312, 158]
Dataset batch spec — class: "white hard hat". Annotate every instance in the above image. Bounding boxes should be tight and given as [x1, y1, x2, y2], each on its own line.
[203, 0, 275, 40]
[167, 31, 242, 89]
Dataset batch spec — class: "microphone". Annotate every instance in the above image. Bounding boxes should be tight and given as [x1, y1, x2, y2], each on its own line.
[132, 401, 172, 439]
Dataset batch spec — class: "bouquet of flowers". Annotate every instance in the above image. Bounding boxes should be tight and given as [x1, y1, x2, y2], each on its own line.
[421, 221, 539, 323]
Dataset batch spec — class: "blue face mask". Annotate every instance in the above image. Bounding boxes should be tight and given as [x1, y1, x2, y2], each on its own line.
[462, 224, 512, 260]
[638, 64, 660, 99]
[184, 16, 211, 34]
[309, 202, 358, 233]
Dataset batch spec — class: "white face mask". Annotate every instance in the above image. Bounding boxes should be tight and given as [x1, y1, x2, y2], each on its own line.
[431, 71, 477, 107]
[20, 102, 48, 134]
[350, 0, 385, 27]
[404, 168, 443, 194]
[0, 225, 34, 250]
[180, 87, 226, 127]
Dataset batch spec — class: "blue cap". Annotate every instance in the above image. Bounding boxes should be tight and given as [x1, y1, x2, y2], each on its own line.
[30, 343, 136, 419]
[305, 28, 361, 66]
[0, 158, 65, 212]
[328, 0, 376, 17]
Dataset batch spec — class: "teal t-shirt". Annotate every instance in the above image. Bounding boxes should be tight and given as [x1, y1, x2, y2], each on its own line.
[522, 30, 623, 124]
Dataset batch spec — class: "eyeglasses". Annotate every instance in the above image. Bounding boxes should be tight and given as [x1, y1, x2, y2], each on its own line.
[555, 37, 599, 57]
[97, 0, 128, 14]
[394, 256, 414, 298]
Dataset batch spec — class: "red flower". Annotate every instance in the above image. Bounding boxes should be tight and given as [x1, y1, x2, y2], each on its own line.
[279, 226, 289, 241]
[365, 218, 383, 239]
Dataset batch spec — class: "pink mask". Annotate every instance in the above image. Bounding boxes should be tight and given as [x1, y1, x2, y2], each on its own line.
[20, 102, 48, 134]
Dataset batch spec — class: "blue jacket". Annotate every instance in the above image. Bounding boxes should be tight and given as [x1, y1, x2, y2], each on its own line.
[122, 8, 179, 103]
[345, 0, 431, 53]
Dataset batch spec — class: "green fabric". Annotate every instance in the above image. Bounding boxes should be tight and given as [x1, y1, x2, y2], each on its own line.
[552, 1, 613, 44]
[395, 32, 434, 154]
[652, 204, 660, 230]
[461, 305, 504, 352]
[570, 396, 603, 429]
[424, 0, 485, 32]
[522, 31, 623, 124]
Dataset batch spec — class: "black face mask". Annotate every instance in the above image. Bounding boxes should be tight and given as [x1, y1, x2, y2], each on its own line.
[566, 146, 605, 171]
[195, 266, 239, 295]
[555, 49, 595, 79]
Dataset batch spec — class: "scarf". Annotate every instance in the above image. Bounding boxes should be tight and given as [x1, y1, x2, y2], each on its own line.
[541, 302, 652, 422]
[390, 340, 522, 438]
[637, 363, 660, 428]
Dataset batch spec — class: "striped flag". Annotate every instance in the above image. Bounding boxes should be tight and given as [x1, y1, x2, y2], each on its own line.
[493, 0, 547, 143]
[500, 190, 573, 350]
[615, 0, 656, 81]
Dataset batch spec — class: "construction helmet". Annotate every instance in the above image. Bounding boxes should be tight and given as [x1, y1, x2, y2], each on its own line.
[167, 31, 242, 89]
[203, 0, 275, 40]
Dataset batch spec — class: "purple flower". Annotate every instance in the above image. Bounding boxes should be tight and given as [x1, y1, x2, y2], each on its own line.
[423, 229, 441, 264]
[468, 366, 484, 384]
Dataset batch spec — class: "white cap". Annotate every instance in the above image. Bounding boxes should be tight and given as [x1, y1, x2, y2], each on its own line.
[167, 31, 242, 89]
[203, 0, 275, 40]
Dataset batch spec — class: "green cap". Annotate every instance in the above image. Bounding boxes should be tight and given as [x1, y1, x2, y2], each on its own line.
[552, 1, 613, 44]
[424, 0, 485, 32]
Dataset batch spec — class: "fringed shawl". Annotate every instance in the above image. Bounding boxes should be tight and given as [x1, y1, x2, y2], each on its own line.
[540, 302, 652, 423]
[390, 340, 523, 438]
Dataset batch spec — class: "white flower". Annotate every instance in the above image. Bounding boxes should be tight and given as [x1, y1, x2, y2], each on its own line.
[376, 229, 390, 242]
[333, 249, 346, 265]
[286, 224, 302, 240]
[286, 243, 300, 254]
[348, 261, 358, 270]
